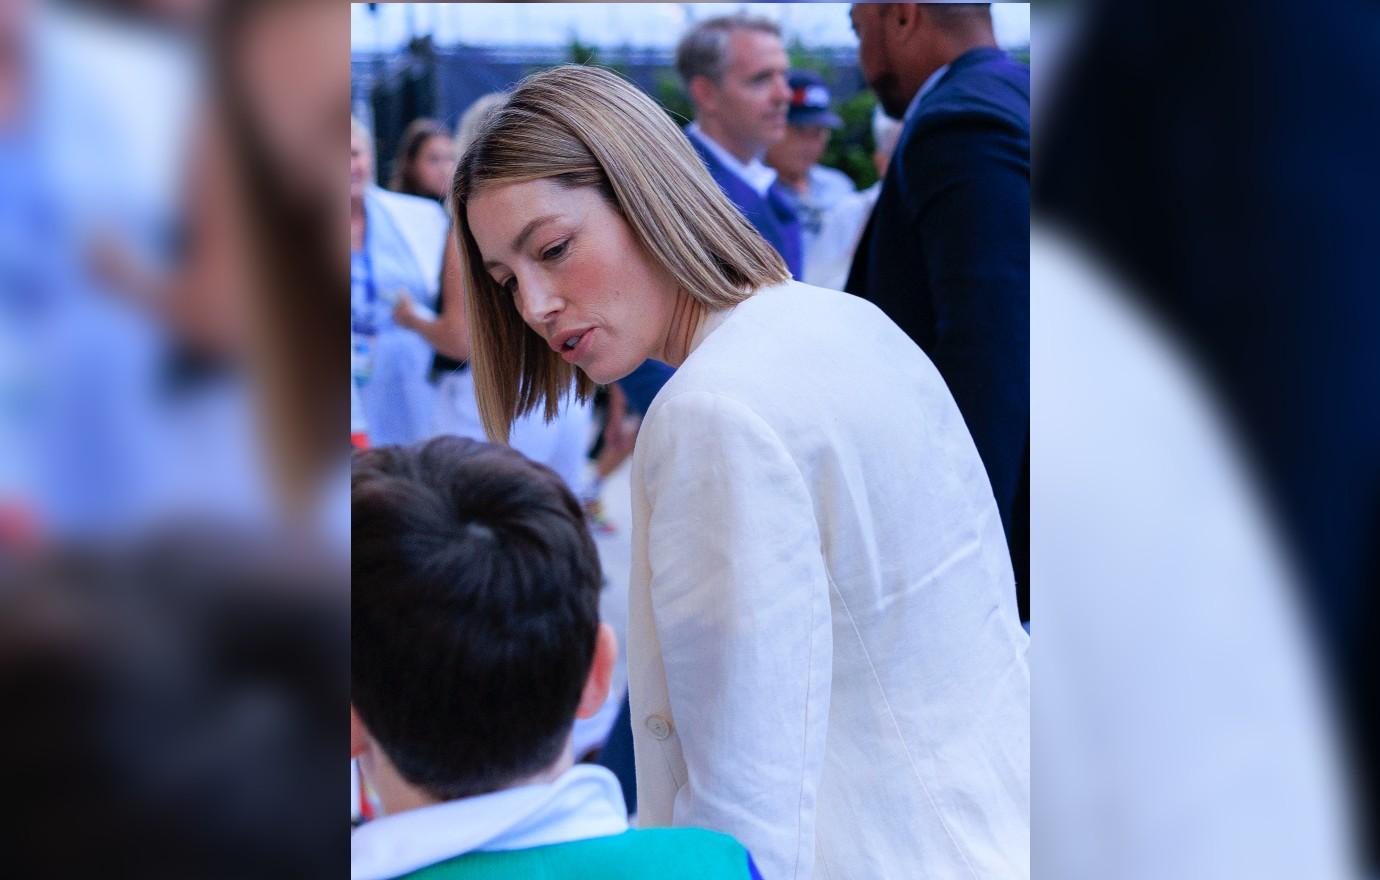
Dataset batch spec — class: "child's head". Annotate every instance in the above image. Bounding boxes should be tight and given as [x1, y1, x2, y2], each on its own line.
[351, 436, 610, 801]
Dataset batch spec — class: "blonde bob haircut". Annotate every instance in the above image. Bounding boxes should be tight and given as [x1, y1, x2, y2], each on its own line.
[451, 64, 789, 443]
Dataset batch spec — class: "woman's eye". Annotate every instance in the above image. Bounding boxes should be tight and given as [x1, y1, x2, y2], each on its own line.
[542, 241, 568, 261]
[502, 277, 518, 295]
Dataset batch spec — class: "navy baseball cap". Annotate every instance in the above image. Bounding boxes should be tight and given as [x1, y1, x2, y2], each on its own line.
[787, 70, 843, 130]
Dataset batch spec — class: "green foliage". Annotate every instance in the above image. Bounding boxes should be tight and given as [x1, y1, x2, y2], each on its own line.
[786, 42, 831, 77]
[567, 36, 601, 66]
[654, 73, 694, 128]
[523, 37, 632, 80]
[822, 88, 879, 190]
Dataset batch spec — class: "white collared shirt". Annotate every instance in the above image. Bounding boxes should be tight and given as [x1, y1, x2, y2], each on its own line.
[903, 62, 952, 123]
[350, 765, 629, 880]
[686, 122, 779, 198]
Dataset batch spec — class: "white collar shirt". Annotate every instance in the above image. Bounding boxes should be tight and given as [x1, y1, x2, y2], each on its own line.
[686, 122, 779, 198]
[350, 764, 628, 880]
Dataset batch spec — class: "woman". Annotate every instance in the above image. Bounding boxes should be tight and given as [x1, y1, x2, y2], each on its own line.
[388, 93, 597, 498]
[452, 66, 1028, 880]
[351, 116, 447, 446]
[386, 117, 456, 202]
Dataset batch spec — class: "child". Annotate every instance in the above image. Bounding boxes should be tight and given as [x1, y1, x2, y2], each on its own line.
[351, 437, 761, 879]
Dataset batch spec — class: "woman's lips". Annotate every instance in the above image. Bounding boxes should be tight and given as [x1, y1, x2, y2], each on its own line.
[560, 328, 595, 365]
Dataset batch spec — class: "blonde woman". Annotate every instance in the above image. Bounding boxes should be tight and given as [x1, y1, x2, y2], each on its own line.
[452, 66, 1029, 880]
[390, 93, 596, 496]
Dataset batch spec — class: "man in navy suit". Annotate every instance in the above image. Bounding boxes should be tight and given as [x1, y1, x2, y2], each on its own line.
[676, 15, 803, 278]
[847, 3, 1030, 620]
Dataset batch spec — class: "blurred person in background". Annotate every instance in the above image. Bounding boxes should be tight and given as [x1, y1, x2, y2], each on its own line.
[350, 114, 447, 447]
[780, 103, 904, 297]
[392, 92, 597, 499]
[763, 69, 862, 291]
[0, 0, 238, 535]
[453, 65, 1028, 880]
[848, 2, 1030, 621]
[386, 116, 454, 203]
[387, 102, 497, 393]
[677, 14, 801, 279]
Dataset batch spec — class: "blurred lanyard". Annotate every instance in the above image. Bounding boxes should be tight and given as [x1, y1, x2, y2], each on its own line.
[352, 220, 378, 336]
[352, 220, 378, 389]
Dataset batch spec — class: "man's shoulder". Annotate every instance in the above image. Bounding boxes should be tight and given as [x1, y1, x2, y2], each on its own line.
[684, 125, 726, 174]
[686, 128, 766, 204]
[809, 165, 857, 204]
[371, 187, 449, 228]
[400, 828, 754, 880]
[918, 49, 1030, 133]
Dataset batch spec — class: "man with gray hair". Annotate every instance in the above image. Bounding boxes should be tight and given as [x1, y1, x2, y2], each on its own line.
[676, 14, 802, 277]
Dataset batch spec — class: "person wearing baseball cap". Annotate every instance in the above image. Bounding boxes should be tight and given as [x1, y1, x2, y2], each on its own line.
[765, 70, 866, 289]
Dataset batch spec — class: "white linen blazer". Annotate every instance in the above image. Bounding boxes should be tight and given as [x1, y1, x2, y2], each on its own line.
[628, 280, 1029, 879]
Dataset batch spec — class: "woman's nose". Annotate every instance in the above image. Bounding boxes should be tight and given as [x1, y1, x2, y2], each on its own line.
[516, 277, 563, 328]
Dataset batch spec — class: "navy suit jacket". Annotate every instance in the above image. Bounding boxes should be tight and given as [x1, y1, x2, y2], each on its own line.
[687, 129, 803, 279]
[846, 47, 1030, 617]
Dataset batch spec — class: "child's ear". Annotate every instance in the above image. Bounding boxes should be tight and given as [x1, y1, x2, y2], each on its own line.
[350, 705, 372, 759]
[575, 623, 617, 721]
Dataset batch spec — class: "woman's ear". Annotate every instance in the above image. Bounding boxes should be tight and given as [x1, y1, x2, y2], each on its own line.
[575, 623, 618, 720]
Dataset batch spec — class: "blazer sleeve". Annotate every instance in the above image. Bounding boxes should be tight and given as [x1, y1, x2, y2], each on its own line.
[907, 111, 1030, 529]
[638, 390, 833, 880]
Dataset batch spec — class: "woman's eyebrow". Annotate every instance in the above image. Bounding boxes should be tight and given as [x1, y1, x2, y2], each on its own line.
[483, 214, 562, 270]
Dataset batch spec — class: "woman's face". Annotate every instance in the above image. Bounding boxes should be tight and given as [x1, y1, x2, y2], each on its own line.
[410, 134, 456, 200]
[350, 129, 373, 202]
[467, 179, 678, 385]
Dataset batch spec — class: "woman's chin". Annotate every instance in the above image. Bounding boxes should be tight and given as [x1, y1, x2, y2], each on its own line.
[581, 366, 617, 386]
[580, 361, 633, 387]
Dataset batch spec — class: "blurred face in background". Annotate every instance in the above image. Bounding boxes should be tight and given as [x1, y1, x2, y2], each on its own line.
[764, 123, 832, 188]
[408, 133, 455, 200]
[694, 29, 791, 158]
[851, 3, 909, 120]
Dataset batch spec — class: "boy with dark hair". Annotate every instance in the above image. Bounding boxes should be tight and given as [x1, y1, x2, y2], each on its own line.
[351, 437, 761, 879]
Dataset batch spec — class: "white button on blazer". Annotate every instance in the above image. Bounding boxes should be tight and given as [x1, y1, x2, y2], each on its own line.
[627, 281, 1030, 879]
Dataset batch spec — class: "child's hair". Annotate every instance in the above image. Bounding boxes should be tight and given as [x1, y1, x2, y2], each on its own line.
[351, 436, 603, 799]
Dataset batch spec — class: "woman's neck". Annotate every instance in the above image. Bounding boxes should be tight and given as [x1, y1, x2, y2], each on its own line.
[658, 288, 707, 368]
